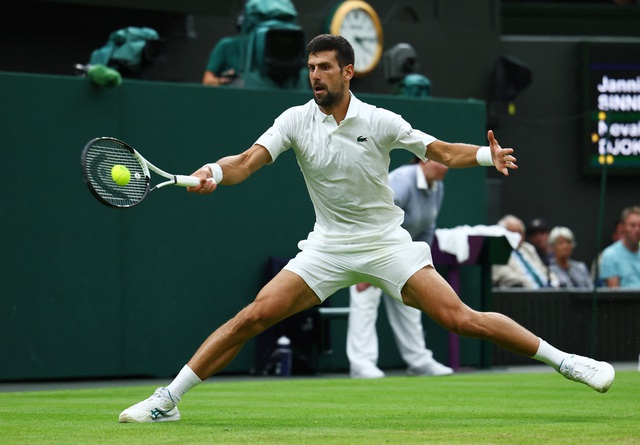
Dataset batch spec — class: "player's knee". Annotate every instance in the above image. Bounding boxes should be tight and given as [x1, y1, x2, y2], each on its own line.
[233, 300, 283, 335]
[443, 309, 484, 338]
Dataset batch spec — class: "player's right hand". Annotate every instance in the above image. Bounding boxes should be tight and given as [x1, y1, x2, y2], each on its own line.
[187, 167, 217, 194]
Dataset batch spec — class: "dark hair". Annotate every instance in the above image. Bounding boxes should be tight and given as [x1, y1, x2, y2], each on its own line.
[306, 34, 355, 69]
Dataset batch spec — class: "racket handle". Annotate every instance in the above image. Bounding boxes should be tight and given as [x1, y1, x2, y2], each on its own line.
[175, 175, 202, 187]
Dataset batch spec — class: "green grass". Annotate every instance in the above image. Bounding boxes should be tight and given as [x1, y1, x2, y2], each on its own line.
[1, 371, 639, 444]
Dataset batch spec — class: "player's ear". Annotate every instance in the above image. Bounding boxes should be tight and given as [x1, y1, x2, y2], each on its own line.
[343, 64, 354, 82]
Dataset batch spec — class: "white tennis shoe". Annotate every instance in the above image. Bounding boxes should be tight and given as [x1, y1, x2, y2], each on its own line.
[118, 387, 180, 423]
[558, 354, 615, 393]
[407, 360, 454, 377]
[350, 365, 385, 379]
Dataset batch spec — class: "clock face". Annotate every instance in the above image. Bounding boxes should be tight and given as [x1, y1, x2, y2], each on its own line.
[329, 1, 383, 76]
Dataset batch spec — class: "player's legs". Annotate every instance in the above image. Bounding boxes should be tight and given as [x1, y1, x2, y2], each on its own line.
[401, 265, 614, 392]
[346, 284, 385, 378]
[188, 269, 321, 379]
[401, 265, 539, 356]
[119, 270, 321, 423]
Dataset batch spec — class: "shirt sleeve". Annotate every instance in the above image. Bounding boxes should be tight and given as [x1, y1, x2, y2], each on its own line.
[373, 108, 435, 160]
[395, 127, 436, 161]
[254, 108, 295, 164]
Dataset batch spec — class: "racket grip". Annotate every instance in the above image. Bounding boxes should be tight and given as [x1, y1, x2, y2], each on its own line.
[175, 175, 202, 187]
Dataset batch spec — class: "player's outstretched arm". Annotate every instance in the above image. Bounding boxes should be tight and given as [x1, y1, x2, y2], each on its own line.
[188, 144, 272, 194]
[425, 130, 517, 176]
[487, 130, 518, 176]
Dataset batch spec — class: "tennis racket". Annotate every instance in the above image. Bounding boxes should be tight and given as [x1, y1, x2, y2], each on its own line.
[81, 137, 200, 208]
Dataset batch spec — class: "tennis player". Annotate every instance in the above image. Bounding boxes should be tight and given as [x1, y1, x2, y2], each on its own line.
[119, 34, 615, 423]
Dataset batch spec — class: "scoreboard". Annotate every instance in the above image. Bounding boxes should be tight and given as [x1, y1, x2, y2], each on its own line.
[582, 41, 640, 175]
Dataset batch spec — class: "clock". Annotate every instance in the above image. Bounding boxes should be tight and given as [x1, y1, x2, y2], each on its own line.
[328, 0, 384, 77]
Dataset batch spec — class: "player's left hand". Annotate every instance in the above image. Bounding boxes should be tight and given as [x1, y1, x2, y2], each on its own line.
[488, 130, 517, 176]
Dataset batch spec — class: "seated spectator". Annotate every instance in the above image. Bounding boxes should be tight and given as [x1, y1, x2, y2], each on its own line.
[492, 215, 558, 288]
[527, 217, 552, 266]
[202, 35, 245, 87]
[591, 218, 624, 282]
[548, 226, 593, 288]
[203, 8, 246, 87]
[599, 205, 640, 288]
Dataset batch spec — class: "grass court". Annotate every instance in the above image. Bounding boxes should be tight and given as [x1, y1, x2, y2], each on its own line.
[1, 370, 638, 444]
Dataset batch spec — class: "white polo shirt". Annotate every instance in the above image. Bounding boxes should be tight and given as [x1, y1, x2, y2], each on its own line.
[255, 92, 436, 244]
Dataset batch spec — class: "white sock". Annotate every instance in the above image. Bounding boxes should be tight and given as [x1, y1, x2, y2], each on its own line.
[532, 338, 568, 370]
[166, 364, 202, 404]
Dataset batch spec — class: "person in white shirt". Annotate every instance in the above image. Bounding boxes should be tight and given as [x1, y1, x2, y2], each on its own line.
[119, 34, 615, 424]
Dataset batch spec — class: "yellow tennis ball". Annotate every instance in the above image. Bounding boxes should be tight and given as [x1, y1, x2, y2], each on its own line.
[111, 164, 131, 186]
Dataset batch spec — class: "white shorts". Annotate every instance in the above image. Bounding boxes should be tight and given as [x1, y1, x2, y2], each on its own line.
[284, 227, 433, 302]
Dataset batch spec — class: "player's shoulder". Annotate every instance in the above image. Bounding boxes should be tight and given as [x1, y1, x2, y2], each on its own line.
[277, 99, 316, 122]
[354, 95, 400, 122]
[353, 98, 406, 142]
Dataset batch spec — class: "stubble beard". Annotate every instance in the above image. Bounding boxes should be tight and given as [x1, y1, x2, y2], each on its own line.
[313, 85, 345, 109]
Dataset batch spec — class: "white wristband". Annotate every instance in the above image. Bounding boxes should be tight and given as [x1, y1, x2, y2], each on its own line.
[476, 146, 494, 166]
[205, 163, 223, 184]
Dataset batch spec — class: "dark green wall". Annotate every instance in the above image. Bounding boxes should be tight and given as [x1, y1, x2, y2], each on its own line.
[0, 71, 487, 381]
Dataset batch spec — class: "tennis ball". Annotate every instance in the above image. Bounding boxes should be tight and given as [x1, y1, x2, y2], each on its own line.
[111, 164, 131, 186]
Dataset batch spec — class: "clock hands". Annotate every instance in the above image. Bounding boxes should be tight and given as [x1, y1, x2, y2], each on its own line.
[355, 36, 378, 44]
[353, 37, 376, 56]
[356, 46, 375, 57]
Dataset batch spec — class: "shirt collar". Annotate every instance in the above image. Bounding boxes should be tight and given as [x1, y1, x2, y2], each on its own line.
[415, 164, 439, 191]
[314, 91, 359, 124]
[343, 91, 360, 121]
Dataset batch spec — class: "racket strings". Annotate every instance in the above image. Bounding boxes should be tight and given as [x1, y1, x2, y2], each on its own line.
[83, 140, 148, 207]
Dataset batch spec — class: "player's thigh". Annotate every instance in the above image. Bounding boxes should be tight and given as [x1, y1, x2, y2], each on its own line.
[401, 266, 473, 330]
[284, 246, 355, 301]
[252, 269, 321, 323]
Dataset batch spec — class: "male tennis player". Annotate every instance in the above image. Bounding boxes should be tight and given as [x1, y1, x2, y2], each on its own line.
[119, 34, 614, 423]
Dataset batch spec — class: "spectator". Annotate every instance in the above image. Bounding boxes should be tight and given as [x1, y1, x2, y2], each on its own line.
[347, 158, 453, 379]
[548, 226, 593, 288]
[202, 10, 246, 87]
[591, 218, 625, 282]
[599, 205, 640, 288]
[527, 217, 552, 265]
[492, 215, 558, 288]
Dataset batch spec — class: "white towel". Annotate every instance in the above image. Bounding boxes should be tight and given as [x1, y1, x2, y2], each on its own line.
[434, 225, 521, 263]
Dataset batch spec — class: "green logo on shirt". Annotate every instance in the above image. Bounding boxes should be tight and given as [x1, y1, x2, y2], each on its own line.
[357, 136, 368, 142]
